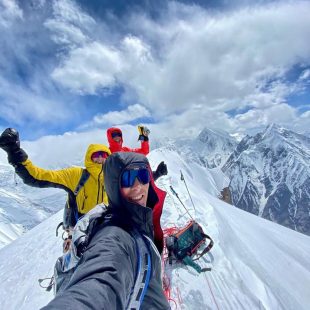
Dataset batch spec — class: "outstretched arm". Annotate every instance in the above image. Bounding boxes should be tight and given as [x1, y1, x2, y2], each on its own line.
[42, 226, 136, 309]
[0, 127, 81, 192]
[123, 140, 150, 155]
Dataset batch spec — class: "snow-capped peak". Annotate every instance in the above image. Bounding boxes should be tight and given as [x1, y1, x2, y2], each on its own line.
[223, 125, 310, 235]
[152, 127, 238, 169]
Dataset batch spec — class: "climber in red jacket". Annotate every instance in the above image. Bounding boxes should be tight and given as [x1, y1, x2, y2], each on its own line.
[107, 125, 168, 182]
[107, 125, 149, 155]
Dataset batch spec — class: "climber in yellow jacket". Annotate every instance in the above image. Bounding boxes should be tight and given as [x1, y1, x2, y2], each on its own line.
[0, 128, 111, 242]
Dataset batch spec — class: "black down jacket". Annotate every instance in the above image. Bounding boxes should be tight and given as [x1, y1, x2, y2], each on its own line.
[42, 152, 170, 310]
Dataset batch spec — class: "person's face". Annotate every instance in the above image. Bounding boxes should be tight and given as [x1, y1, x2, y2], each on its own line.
[91, 151, 109, 164]
[121, 176, 149, 207]
[92, 155, 106, 164]
[113, 136, 122, 143]
[111, 131, 122, 143]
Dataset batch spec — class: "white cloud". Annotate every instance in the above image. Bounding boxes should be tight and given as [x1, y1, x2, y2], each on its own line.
[127, 1, 310, 115]
[44, 0, 95, 48]
[2, 0, 310, 137]
[293, 110, 310, 133]
[86, 104, 151, 127]
[46, 0, 125, 93]
[51, 0, 95, 27]
[45, 19, 88, 46]
[0, 76, 70, 125]
[122, 36, 152, 64]
[234, 103, 300, 131]
[50, 1, 310, 118]
[299, 69, 310, 81]
[143, 102, 309, 139]
[0, 0, 23, 27]
[300, 110, 310, 119]
[51, 42, 123, 93]
[0, 125, 145, 167]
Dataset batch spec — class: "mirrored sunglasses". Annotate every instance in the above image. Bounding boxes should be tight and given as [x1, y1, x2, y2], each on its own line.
[91, 151, 109, 161]
[120, 167, 150, 188]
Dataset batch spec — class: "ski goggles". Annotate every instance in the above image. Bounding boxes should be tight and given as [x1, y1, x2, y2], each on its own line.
[111, 131, 122, 138]
[91, 151, 109, 161]
[120, 165, 150, 188]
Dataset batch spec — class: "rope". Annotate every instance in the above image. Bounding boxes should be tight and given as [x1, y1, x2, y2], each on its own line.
[203, 273, 220, 310]
[176, 286, 183, 306]
[162, 227, 181, 309]
[162, 179, 215, 309]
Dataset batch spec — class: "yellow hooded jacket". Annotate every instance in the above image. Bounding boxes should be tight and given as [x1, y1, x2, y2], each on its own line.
[14, 144, 111, 227]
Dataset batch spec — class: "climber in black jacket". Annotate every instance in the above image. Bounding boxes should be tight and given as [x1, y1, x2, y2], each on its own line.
[42, 152, 170, 310]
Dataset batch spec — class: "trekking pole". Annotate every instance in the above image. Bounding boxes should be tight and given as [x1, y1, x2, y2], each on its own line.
[180, 170, 196, 213]
[170, 186, 194, 220]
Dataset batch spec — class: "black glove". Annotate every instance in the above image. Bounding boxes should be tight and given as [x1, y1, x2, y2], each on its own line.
[0, 128, 28, 165]
[0, 128, 20, 152]
[153, 161, 168, 181]
[138, 125, 150, 142]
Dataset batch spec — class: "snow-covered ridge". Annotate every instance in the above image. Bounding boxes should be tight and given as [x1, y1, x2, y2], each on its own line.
[0, 148, 309, 310]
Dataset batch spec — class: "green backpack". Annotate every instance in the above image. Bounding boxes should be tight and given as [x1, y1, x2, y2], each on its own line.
[165, 221, 214, 273]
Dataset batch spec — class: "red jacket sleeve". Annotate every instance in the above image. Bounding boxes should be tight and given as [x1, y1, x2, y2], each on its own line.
[122, 140, 149, 155]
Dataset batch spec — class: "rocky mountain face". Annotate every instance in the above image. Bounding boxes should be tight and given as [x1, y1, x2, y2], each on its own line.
[195, 128, 238, 168]
[222, 124, 310, 235]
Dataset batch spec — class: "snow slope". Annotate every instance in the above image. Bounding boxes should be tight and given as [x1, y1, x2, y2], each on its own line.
[0, 148, 309, 310]
[0, 163, 66, 249]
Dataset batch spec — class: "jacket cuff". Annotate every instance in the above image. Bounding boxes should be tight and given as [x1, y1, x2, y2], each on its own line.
[8, 148, 28, 165]
[138, 135, 149, 142]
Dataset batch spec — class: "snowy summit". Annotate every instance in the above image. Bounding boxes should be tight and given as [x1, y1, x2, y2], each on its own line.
[0, 145, 309, 310]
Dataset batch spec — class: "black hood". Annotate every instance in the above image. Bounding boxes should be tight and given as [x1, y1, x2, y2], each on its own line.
[104, 152, 158, 237]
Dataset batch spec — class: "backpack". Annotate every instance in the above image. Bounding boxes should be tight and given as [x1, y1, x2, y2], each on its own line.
[56, 168, 90, 236]
[53, 204, 152, 309]
[165, 220, 214, 272]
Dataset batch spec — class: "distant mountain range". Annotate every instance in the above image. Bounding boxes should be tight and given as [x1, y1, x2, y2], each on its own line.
[153, 128, 238, 169]
[155, 124, 310, 236]
[222, 124, 310, 235]
[0, 124, 309, 250]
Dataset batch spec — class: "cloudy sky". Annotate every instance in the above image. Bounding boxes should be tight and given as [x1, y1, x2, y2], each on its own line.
[0, 0, 309, 140]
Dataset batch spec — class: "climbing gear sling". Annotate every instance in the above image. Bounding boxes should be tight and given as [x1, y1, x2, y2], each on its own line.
[56, 168, 90, 240]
